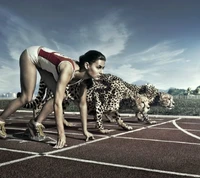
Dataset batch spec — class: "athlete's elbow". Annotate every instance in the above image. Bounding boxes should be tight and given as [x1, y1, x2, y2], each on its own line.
[54, 102, 62, 112]
[79, 101, 87, 109]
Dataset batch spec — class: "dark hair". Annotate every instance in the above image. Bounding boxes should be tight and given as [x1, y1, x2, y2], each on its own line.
[79, 50, 106, 69]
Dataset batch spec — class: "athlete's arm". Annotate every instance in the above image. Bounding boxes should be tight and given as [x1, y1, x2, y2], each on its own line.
[54, 61, 73, 148]
[79, 82, 94, 141]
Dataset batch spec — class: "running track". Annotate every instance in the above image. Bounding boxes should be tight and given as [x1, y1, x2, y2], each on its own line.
[0, 110, 200, 178]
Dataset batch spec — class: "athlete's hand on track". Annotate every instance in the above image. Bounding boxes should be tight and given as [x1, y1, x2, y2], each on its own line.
[54, 134, 67, 149]
[84, 131, 95, 142]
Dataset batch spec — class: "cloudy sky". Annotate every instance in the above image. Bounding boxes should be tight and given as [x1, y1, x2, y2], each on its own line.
[0, 0, 200, 93]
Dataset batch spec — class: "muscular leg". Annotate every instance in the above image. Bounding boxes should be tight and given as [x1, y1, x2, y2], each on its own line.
[35, 69, 56, 123]
[34, 69, 74, 126]
[37, 68, 57, 94]
[26, 68, 58, 140]
[0, 50, 37, 122]
[36, 98, 54, 123]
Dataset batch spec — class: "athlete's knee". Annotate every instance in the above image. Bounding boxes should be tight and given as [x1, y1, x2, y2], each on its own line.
[18, 93, 33, 104]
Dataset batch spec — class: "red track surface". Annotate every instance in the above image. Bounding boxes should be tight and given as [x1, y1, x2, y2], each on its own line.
[0, 111, 200, 178]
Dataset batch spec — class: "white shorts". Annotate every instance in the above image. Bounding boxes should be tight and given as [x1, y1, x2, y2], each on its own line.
[26, 46, 41, 66]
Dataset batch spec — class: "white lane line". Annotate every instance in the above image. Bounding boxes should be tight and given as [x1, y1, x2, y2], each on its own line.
[0, 155, 40, 167]
[115, 137, 200, 146]
[149, 127, 200, 132]
[46, 155, 200, 178]
[0, 147, 38, 155]
[111, 117, 182, 138]
[43, 136, 110, 155]
[176, 122, 200, 125]
[44, 117, 181, 155]
[173, 120, 200, 140]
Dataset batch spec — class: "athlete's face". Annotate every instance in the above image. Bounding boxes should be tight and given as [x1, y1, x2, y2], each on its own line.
[86, 60, 105, 80]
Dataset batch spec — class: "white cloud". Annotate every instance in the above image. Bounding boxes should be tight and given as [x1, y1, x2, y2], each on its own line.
[95, 14, 130, 57]
[77, 12, 131, 58]
[105, 64, 156, 84]
[48, 12, 131, 59]
[127, 41, 186, 66]
[144, 66, 200, 90]
[105, 63, 200, 90]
